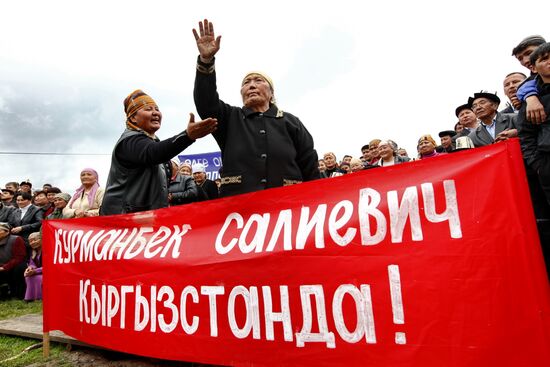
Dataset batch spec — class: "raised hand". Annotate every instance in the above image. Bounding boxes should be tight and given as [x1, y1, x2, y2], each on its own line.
[186, 113, 217, 140]
[192, 19, 221, 63]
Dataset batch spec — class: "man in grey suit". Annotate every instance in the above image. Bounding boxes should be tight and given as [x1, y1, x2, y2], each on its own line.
[468, 91, 518, 147]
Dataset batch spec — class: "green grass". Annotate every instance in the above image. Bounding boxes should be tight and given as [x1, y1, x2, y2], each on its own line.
[0, 299, 42, 320]
[0, 334, 69, 367]
[0, 300, 70, 366]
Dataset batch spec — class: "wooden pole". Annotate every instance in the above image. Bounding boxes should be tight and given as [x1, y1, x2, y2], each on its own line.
[43, 332, 50, 358]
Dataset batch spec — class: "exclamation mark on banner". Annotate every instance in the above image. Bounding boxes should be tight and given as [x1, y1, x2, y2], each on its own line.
[388, 265, 406, 344]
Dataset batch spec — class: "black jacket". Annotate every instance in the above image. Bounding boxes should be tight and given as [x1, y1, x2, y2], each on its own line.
[15, 205, 42, 240]
[194, 59, 319, 197]
[519, 79, 550, 172]
[101, 129, 194, 215]
[0, 204, 20, 228]
[169, 174, 199, 205]
[197, 179, 219, 201]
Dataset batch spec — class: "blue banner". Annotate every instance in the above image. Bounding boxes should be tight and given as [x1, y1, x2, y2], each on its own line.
[178, 151, 222, 181]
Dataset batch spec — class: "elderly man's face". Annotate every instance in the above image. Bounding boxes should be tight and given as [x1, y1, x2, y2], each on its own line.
[241, 75, 273, 111]
[503, 73, 526, 100]
[193, 171, 206, 185]
[472, 98, 498, 120]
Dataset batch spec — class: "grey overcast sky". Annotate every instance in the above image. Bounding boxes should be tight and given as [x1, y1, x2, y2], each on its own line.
[0, 0, 548, 192]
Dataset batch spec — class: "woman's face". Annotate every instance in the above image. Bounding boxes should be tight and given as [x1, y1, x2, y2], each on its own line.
[241, 75, 273, 110]
[80, 171, 97, 186]
[378, 143, 394, 159]
[179, 166, 192, 176]
[53, 198, 68, 209]
[318, 160, 326, 171]
[351, 161, 364, 172]
[131, 104, 162, 134]
[419, 140, 435, 155]
[29, 235, 42, 250]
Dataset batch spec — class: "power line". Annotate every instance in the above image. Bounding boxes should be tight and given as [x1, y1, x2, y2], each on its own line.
[0, 152, 110, 156]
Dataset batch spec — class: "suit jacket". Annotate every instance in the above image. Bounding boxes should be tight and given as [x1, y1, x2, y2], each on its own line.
[468, 112, 518, 147]
[0, 204, 20, 228]
[16, 205, 43, 239]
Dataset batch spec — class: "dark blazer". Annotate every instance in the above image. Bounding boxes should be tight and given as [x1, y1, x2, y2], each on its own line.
[169, 174, 199, 205]
[0, 204, 20, 228]
[16, 204, 43, 240]
[197, 179, 219, 201]
[467, 112, 518, 147]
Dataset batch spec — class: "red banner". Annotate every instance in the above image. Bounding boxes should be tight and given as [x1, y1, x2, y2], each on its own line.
[43, 139, 550, 366]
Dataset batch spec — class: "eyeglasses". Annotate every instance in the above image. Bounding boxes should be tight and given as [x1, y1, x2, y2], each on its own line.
[471, 100, 491, 109]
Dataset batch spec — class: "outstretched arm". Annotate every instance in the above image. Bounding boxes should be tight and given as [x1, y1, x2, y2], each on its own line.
[192, 19, 221, 63]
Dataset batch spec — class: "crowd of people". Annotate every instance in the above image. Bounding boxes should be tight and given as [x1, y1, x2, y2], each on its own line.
[2, 33, 550, 300]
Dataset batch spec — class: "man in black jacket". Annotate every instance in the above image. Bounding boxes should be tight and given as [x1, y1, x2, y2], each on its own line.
[0, 202, 19, 228]
[518, 42, 550, 276]
[520, 43, 550, 205]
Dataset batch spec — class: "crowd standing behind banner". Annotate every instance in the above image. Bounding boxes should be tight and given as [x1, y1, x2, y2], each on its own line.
[1, 34, 549, 301]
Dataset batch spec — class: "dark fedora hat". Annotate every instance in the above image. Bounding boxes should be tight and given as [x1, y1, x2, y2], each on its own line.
[455, 103, 472, 117]
[438, 130, 457, 138]
[472, 91, 500, 105]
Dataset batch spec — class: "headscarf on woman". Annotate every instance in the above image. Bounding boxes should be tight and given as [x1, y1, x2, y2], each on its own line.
[124, 89, 158, 139]
[69, 168, 100, 208]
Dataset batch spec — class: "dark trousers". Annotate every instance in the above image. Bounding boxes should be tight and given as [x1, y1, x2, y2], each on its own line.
[0, 262, 26, 299]
[525, 162, 550, 278]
